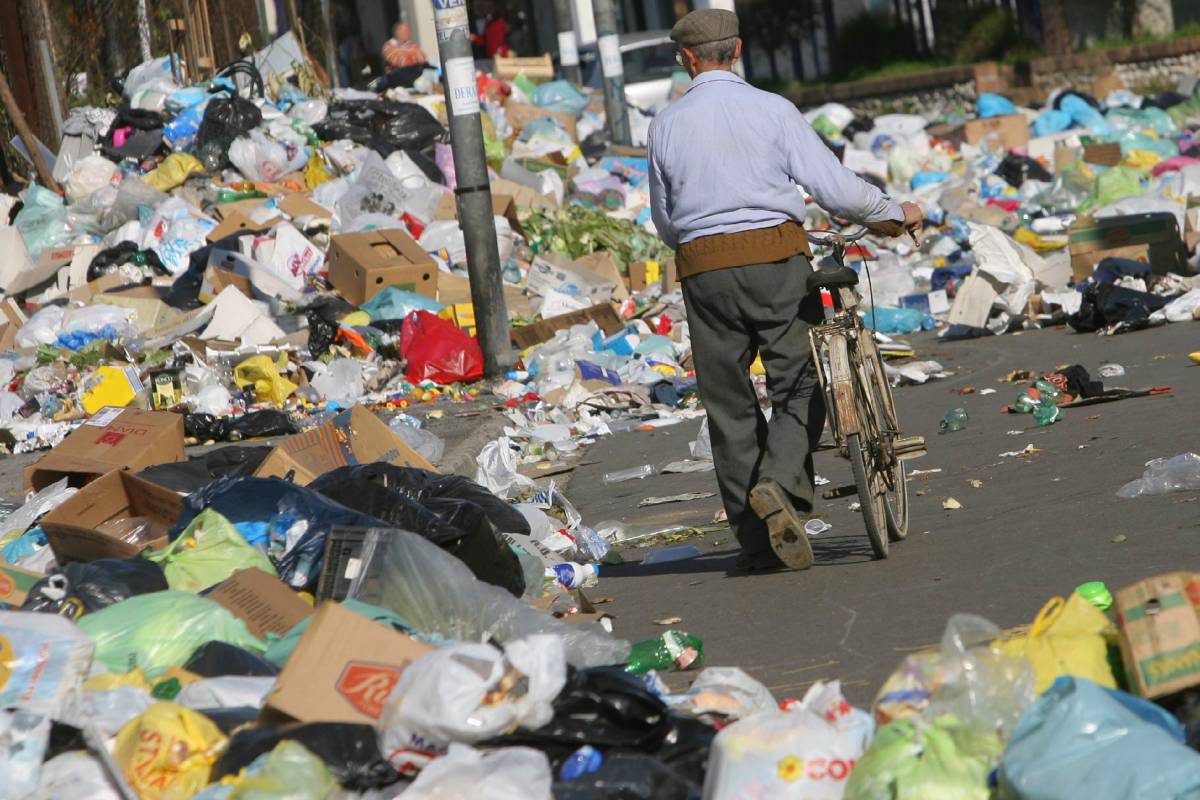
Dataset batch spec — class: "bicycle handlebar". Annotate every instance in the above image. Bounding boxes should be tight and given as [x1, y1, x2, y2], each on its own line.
[807, 227, 869, 247]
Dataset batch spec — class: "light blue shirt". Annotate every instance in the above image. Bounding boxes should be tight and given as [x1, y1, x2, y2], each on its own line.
[648, 70, 904, 250]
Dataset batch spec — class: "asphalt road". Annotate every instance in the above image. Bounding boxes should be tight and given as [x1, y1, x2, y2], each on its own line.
[566, 322, 1200, 706]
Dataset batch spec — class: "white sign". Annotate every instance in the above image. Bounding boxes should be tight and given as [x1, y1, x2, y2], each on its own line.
[444, 57, 480, 117]
[557, 31, 579, 67]
[598, 34, 623, 78]
[433, 0, 469, 42]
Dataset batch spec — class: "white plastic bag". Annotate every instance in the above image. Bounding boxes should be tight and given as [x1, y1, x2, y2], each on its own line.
[251, 221, 324, 291]
[15, 305, 66, 348]
[230, 130, 306, 183]
[389, 416, 446, 466]
[29, 751, 122, 800]
[1118, 453, 1200, 498]
[475, 436, 534, 498]
[378, 635, 566, 773]
[704, 680, 874, 800]
[63, 155, 117, 204]
[176, 676, 275, 710]
[1158, 288, 1200, 323]
[59, 686, 153, 739]
[309, 358, 364, 405]
[0, 709, 51, 797]
[0, 611, 95, 717]
[401, 744, 552, 799]
[141, 197, 217, 275]
[1, 478, 77, 539]
[669, 667, 777, 720]
[860, 251, 917, 309]
[62, 304, 137, 338]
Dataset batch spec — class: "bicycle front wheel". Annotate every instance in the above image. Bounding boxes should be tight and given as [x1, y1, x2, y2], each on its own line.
[848, 432, 889, 559]
[858, 336, 909, 542]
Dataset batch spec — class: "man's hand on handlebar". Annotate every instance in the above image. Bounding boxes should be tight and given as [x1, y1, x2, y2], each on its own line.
[900, 201, 924, 236]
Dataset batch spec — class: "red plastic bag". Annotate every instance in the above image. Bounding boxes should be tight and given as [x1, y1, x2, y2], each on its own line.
[401, 310, 484, 384]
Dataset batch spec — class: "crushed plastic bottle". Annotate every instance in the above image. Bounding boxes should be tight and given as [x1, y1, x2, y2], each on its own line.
[938, 407, 969, 434]
[1033, 378, 1061, 403]
[1014, 391, 1039, 414]
[626, 630, 704, 674]
[603, 464, 656, 484]
[804, 518, 833, 536]
[640, 544, 701, 565]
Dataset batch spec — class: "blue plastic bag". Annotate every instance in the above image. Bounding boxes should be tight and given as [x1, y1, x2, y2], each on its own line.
[360, 287, 444, 321]
[997, 676, 1200, 800]
[911, 171, 949, 189]
[978, 93, 1017, 118]
[531, 80, 589, 117]
[1059, 94, 1111, 136]
[1033, 110, 1072, 137]
[862, 307, 932, 334]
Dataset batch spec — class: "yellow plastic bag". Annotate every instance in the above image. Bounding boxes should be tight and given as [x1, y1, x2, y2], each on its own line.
[233, 354, 297, 406]
[998, 595, 1117, 694]
[304, 152, 334, 189]
[144, 153, 204, 193]
[115, 702, 227, 800]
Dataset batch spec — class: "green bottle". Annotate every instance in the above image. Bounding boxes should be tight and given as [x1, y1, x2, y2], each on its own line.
[1033, 397, 1060, 426]
[1014, 392, 1038, 414]
[1076, 581, 1113, 611]
[1034, 379, 1061, 402]
[626, 631, 704, 674]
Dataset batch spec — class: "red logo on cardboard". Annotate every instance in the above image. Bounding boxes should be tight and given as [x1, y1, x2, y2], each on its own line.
[96, 430, 126, 446]
[0, 574, 12, 598]
[336, 662, 401, 719]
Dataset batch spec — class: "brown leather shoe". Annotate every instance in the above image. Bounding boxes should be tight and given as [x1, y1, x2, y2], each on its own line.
[749, 480, 814, 570]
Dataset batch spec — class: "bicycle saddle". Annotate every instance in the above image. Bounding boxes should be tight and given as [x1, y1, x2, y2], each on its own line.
[806, 264, 859, 294]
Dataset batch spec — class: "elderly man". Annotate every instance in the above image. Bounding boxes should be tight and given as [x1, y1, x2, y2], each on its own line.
[380, 20, 428, 89]
[648, 9, 921, 574]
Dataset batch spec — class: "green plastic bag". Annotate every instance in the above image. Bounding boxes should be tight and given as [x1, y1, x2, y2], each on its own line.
[147, 509, 276, 592]
[78, 591, 265, 677]
[194, 740, 336, 800]
[1081, 165, 1146, 212]
[845, 715, 1003, 800]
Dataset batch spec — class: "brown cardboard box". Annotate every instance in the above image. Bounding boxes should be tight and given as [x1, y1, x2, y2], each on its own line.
[277, 193, 332, 220]
[1115, 572, 1200, 699]
[437, 271, 530, 317]
[1070, 243, 1149, 282]
[514, 152, 578, 181]
[504, 99, 578, 141]
[1093, 72, 1125, 100]
[1082, 142, 1122, 167]
[212, 198, 271, 222]
[434, 192, 526, 240]
[208, 568, 314, 639]
[200, 265, 254, 302]
[494, 53, 555, 81]
[1068, 213, 1189, 280]
[206, 211, 280, 244]
[576, 252, 629, 302]
[0, 563, 45, 606]
[41, 469, 182, 563]
[25, 408, 186, 492]
[94, 286, 188, 331]
[511, 303, 623, 350]
[963, 113, 1030, 149]
[489, 177, 557, 210]
[262, 602, 431, 724]
[628, 258, 678, 293]
[255, 405, 435, 485]
[327, 229, 438, 306]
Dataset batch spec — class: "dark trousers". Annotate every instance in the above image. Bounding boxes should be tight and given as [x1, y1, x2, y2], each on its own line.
[681, 256, 827, 556]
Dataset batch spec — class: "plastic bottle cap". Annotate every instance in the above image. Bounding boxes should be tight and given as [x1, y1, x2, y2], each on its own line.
[1076, 581, 1113, 611]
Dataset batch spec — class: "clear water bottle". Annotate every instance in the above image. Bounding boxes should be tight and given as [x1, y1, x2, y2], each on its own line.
[938, 407, 969, 434]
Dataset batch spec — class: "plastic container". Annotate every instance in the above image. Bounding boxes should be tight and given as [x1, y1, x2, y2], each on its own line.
[1076, 581, 1113, 611]
[626, 630, 704, 674]
[559, 745, 603, 781]
[552, 562, 600, 589]
[641, 544, 701, 565]
[939, 407, 969, 434]
[603, 464, 656, 484]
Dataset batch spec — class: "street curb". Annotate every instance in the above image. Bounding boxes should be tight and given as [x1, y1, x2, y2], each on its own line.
[438, 411, 511, 478]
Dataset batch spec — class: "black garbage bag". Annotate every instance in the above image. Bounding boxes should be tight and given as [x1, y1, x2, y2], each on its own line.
[195, 96, 264, 169]
[309, 464, 525, 596]
[1143, 90, 1189, 110]
[197, 706, 263, 735]
[311, 117, 377, 148]
[361, 465, 531, 537]
[22, 558, 168, 619]
[137, 445, 273, 493]
[100, 107, 165, 161]
[1053, 89, 1101, 111]
[184, 410, 296, 442]
[306, 296, 355, 357]
[995, 152, 1053, 188]
[184, 641, 280, 677]
[373, 103, 446, 152]
[86, 241, 170, 282]
[1068, 281, 1170, 334]
[213, 722, 401, 790]
[171, 477, 386, 591]
[553, 753, 699, 800]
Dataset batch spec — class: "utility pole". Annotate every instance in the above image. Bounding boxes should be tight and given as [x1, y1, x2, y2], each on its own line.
[0, 69, 60, 192]
[591, 0, 630, 145]
[432, 0, 514, 376]
[136, 0, 153, 61]
[552, 0, 581, 85]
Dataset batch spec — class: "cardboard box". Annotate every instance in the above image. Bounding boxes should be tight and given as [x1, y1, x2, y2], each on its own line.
[514, 152, 578, 181]
[628, 258, 678, 293]
[1082, 142, 1122, 167]
[200, 265, 254, 302]
[212, 197, 270, 222]
[1116, 572, 1200, 699]
[206, 211, 280, 244]
[255, 405, 435, 485]
[494, 53, 555, 81]
[437, 271, 531, 318]
[94, 286, 189, 332]
[41, 469, 182, 563]
[277, 193, 331, 220]
[0, 229, 75, 296]
[526, 254, 616, 304]
[1093, 72, 1125, 100]
[489, 177, 557, 210]
[434, 192, 526, 240]
[504, 99, 578, 141]
[511, 302, 624, 350]
[327, 229, 438, 306]
[208, 568, 314, 639]
[0, 563, 44, 606]
[963, 113, 1030, 150]
[25, 407, 186, 492]
[262, 602, 431, 725]
[1068, 213, 1189, 280]
[576, 251, 629, 302]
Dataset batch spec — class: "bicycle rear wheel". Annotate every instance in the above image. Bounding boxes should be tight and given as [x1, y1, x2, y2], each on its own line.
[847, 432, 889, 559]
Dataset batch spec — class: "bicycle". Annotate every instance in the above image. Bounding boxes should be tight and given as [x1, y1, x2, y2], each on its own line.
[806, 228, 927, 559]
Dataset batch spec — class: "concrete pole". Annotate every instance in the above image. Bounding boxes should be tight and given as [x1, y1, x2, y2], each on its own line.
[432, 0, 514, 376]
[591, 0, 630, 145]
[553, 0, 581, 85]
[136, 0, 153, 61]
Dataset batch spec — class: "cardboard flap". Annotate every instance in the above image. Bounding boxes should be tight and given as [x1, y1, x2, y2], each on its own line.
[208, 568, 314, 638]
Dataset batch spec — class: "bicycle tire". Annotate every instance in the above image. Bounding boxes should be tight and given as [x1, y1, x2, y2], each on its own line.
[848, 432, 889, 559]
[858, 338, 909, 541]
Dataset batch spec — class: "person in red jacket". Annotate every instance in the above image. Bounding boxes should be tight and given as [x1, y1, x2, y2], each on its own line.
[471, 0, 513, 58]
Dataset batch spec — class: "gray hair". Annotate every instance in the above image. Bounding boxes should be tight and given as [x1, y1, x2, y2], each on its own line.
[689, 36, 738, 64]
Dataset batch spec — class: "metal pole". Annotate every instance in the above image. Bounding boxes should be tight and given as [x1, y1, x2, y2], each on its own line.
[136, 0, 153, 61]
[432, 0, 514, 377]
[552, 0, 581, 85]
[591, 0, 630, 145]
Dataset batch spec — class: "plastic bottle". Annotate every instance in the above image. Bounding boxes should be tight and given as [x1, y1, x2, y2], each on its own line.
[559, 746, 603, 781]
[626, 630, 704, 674]
[1014, 391, 1039, 414]
[938, 407, 969, 434]
[603, 464, 656, 484]
[1033, 398, 1060, 426]
[1076, 581, 1113, 611]
[552, 562, 600, 589]
[1033, 379, 1062, 402]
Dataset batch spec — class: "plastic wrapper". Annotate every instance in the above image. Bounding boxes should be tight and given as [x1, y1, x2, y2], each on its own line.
[194, 740, 336, 800]
[348, 528, 629, 668]
[77, 591, 265, 677]
[378, 635, 566, 772]
[401, 310, 484, 384]
[21, 557, 168, 619]
[114, 701, 227, 800]
[401, 744, 551, 800]
[0, 708, 51, 796]
[213, 722, 399, 791]
[0, 478, 77, 540]
[1117, 452, 1200, 497]
[176, 675, 275, 712]
[997, 677, 1200, 799]
[183, 642, 281, 678]
[0, 611, 95, 717]
[666, 666, 776, 720]
[148, 508, 278, 592]
[230, 129, 307, 183]
[14, 185, 73, 258]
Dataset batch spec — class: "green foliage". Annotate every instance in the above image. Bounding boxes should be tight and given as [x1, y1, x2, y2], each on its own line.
[953, 8, 1020, 65]
[522, 205, 672, 269]
[832, 12, 922, 80]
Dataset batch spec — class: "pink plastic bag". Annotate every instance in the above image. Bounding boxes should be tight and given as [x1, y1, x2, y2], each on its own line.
[401, 310, 484, 384]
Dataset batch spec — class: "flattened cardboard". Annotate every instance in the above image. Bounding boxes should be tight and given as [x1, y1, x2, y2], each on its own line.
[25, 408, 186, 492]
[212, 197, 270, 221]
[199, 265, 254, 302]
[490, 177, 557, 210]
[262, 602, 431, 725]
[963, 113, 1029, 149]
[504, 99, 578, 141]
[255, 405, 435, 485]
[94, 287, 188, 331]
[511, 303, 623, 350]
[0, 563, 44, 606]
[0, 228, 71, 297]
[206, 211, 281, 244]
[277, 193, 332, 220]
[494, 53, 555, 81]
[327, 229, 438, 306]
[526, 254, 615, 303]
[1116, 572, 1200, 699]
[1082, 142, 1122, 167]
[40, 469, 182, 563]
[434, 192, 527, 240]
[576, 252, 629, 303]
[208, 568, 314, 639]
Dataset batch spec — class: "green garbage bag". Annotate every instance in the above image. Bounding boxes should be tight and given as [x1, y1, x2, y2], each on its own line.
[844, 715, 1004, 800]
[78, 591, 265, 677]
[1081, 165, 1147, 212]
[147, 509, 276, 592]
[193, 741, 336, 800]
[1106, 106, 1178, 137]
[1117, 128, 1179, 160]
[812, 114, 843, 141]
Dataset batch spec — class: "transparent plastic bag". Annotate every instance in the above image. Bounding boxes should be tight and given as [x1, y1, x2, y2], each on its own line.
[378, 634, 566, 772]
[230, 130, 306, 183]
[389, 416, 446, 466]
[59, 685, 154, 739]
[114, 701, 227, 800]
[400, 744, 552, 800]
[194, 740, 336, 800]
[1117, 452, 1200, 498]
[63, 154, 117, 203]
[0, 478, 77, 539]
[348, 528, 629, 668]
[0, 708, 51, 796]
[28, 751, 122, 800]
[0, 610, 95, 717]
[667, 667, 776, 720]
[14, 185, 73, 258]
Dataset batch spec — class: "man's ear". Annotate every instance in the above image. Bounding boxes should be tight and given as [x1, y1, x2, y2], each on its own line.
[733, 38, 743, 63]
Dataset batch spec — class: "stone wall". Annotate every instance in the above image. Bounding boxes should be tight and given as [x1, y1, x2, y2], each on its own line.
[1031, 42, 1200, 96]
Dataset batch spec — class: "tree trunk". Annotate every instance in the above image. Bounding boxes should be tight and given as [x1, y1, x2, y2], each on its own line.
[1133, 0, 1175, 38]
[1041, 0, 1071, 57]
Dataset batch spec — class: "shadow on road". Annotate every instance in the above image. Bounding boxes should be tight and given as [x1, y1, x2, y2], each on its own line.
[608, 533, 877, 578]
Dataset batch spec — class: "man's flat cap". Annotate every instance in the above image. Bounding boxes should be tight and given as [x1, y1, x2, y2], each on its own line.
[670, 9, 739, 48]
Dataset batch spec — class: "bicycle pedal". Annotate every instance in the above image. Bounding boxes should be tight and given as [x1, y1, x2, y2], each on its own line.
[821, 484, 859, 500]
[894, 435, 927, 461]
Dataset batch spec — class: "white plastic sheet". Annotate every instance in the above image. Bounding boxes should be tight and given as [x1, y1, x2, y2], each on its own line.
[400, 744, 552, 800]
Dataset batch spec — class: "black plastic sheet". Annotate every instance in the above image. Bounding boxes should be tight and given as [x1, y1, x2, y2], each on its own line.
[22, 558, 168, 619]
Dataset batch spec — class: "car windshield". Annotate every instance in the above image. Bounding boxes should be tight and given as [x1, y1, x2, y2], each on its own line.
[622, 41, 680, 84]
